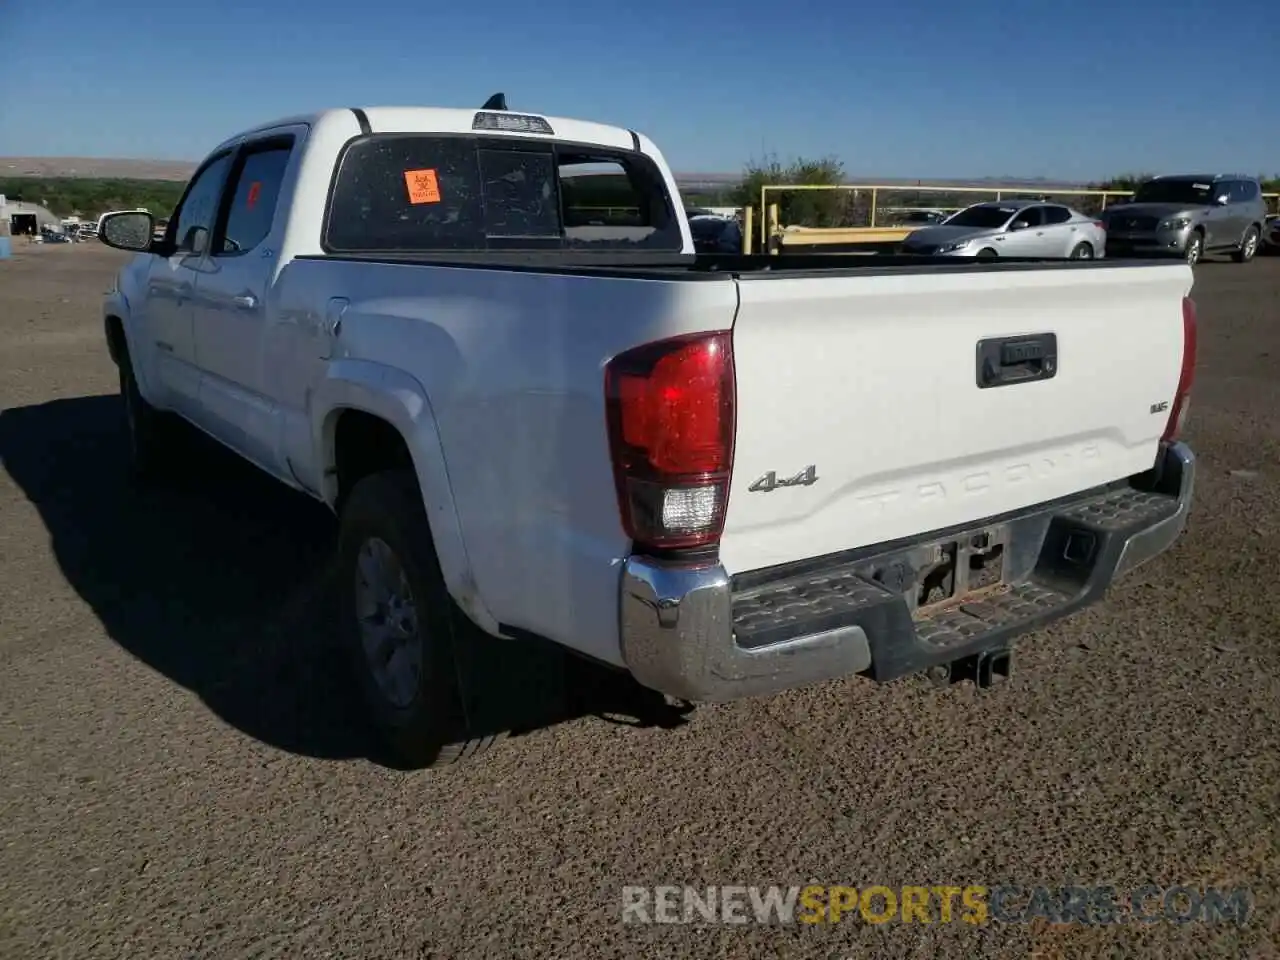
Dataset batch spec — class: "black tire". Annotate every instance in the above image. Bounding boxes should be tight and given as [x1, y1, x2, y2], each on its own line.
[337, 469, 505, 769]
[976, 248, 998, 260]
[119, 356, 178, 484]
[1184, 231, 1204, 266]
[1069, 242, 1094, 260]
[1231, 225, 1260, 263]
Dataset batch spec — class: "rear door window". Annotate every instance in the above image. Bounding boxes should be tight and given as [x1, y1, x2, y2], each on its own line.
[1042, 206, 1072, 225]
[216, 141, 294, 255]
[1012, 206, 1044, 228]
[325, 135, 683, 253]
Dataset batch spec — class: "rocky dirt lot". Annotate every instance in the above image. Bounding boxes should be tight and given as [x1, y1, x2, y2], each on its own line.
[1, 243, 1277, 959]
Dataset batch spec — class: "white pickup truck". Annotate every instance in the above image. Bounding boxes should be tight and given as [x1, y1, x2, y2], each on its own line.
[98, 100, 1198, 768]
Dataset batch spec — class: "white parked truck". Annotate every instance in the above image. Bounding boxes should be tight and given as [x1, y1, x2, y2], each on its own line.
[98, 100, 1198, 768]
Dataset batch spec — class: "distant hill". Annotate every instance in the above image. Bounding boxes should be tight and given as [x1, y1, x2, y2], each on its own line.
[1, 157, 196, 181]
[0, 176, 187, 218]
[1, 157, 1108, 220]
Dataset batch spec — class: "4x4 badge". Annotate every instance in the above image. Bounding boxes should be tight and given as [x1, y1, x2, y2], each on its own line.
[749, 465, 818, 493]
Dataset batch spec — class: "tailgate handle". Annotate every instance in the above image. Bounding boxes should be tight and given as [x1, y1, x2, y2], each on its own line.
[976, 334, 1058, 389]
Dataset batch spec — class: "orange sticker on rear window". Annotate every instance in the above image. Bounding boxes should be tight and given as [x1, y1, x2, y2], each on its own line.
[404, 169, 441, 204]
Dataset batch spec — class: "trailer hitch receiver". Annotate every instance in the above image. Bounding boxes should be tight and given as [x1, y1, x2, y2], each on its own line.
[938, 647, 1013, 689]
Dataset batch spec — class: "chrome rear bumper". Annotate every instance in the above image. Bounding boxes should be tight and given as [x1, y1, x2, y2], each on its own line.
[619, 442, 1195, 702]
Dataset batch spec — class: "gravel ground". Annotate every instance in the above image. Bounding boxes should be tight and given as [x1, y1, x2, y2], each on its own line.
[1, 243, 1278, 959]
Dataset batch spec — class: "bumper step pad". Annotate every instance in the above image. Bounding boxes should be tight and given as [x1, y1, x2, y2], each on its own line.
[730, 483, 1181, 681]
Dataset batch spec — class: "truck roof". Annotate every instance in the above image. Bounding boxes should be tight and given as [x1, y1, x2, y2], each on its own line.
[213, 106, 640, 155]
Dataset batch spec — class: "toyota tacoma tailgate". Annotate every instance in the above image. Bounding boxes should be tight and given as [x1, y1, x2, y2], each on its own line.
[719, 261, 1194, 576]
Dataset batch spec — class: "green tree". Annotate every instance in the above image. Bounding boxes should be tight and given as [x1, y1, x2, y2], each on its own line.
[1090, 172, 1154, 193]
[731, 154, 848, 234]
[0, 178, 186, 218]
[1259, 175, 1279, 210]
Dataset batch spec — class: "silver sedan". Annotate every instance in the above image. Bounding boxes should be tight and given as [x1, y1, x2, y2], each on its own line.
[900, 200, 1107, 259]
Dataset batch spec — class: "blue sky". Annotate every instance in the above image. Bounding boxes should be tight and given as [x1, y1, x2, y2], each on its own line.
[1, 0, 1276, 179]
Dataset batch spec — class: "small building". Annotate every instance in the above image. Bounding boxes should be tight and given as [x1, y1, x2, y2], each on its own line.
[5, 200, 61, 238]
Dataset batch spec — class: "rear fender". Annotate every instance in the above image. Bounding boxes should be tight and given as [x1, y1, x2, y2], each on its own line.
[313, 359, 500, 635]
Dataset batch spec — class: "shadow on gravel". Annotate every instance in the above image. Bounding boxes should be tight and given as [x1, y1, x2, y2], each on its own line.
[0, 394, 693, 767]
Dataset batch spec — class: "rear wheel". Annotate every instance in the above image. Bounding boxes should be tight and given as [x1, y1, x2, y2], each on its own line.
[1184, 231, 1204, 266]
[1231, 226, 1259, 263]
[338, 469, 505, 769]
[1069, 242, 1094, 260]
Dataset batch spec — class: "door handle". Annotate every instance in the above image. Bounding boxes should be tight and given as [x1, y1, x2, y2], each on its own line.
[156, 341, 174, 353]
[976, 333, 1059, 389]
[232, 294, 258, 310]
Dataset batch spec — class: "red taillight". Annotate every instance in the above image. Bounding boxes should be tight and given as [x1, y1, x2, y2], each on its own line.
[605, 332, 735, 552]
[1163, 296, 1198, 442]
[1094, 220, 1106, 233]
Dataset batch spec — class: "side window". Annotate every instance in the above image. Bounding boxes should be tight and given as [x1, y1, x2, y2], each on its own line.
[170, 153, 233, 255]
[1238, 181, 1259, 202]
[557, 154, 676, 246]
[560, 160, 643, 227]
[217, 143, 294, 255]
[1043, 206, 1072, 225]
[1012, 206, 1043, 228]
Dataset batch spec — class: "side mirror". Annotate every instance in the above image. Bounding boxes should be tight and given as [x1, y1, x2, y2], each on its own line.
[1215, 194, 1230, 206]
[1009, 220, 1029, 232]
[99, 211, 156, 252]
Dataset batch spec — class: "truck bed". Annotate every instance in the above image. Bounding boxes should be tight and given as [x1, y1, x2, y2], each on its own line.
[278, 251, 1190, 663]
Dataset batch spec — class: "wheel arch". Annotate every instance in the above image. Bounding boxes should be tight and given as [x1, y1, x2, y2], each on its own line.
[104, 314, 126, 366]
[314, 360, 500, 635]
[102, 296, 161, 404]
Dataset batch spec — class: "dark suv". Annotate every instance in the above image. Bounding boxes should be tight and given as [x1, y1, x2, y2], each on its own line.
[1100, 174, 1267, 265]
